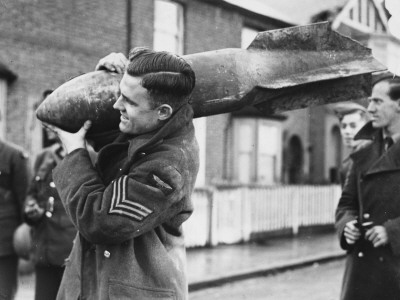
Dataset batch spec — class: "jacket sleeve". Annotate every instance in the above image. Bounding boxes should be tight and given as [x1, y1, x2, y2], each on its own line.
[53, 148, 185, 244]
[383, 218, 400, 256]
[23, 152, 47, 226]
[335, 162, 359, 250]
[11, 149, 30, 220]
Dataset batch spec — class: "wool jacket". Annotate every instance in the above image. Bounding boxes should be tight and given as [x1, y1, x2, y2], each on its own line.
[0, 140, 30, 257]
[54, 104, 199, 300]
[336, 122, 400, 300]
[24, 143, 76, 266]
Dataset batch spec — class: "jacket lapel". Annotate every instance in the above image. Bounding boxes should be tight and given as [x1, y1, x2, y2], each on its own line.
[351, 122, 400, 175]
[366, 140, 400, 175]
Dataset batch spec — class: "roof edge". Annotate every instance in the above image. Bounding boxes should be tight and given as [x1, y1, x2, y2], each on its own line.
[196, 0, 295, 27]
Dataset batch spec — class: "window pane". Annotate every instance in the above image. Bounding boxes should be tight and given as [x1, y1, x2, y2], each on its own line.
[235, 120, 255, 183]
[258, 155, 275, 184]
[258, 125, 278, 155]
[153, 32, 178, 54]
[154, 0, 183, 54]
[257, 122, 280, 184]
[154, 1, 179, 31]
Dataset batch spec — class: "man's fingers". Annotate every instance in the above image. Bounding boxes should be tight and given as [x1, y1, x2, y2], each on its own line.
[42, 122, 58, 133]
[95, 52, 127, 73]
[82, 120, 92, 131]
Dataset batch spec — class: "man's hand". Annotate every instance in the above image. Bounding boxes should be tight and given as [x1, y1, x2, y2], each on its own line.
[45, 121, 92, 154]
[95, 52, 128, 74]
[25, 199, 44, 222]
[365, 225, 389, 248]
[344, 219, 361, 245]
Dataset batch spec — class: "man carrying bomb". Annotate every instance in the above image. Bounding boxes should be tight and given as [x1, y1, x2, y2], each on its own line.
[335, 72, 400, 300]
[50, 47, 199, 299]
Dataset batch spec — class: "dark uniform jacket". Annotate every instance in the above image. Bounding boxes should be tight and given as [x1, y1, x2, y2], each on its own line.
[339, 140, 371, 187]
[335, 122, 400, 300]
[53, 104, 199, 300]
[24, 143, 76, 266]
[0, 140, 30, 257]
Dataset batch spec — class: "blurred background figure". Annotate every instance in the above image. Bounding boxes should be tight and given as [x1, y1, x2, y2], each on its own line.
[0, 139, 30, 299]
[333, 102, 370, 186]
[23, 90, 77, 300]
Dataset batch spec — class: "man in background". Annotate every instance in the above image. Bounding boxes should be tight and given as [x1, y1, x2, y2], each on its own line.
[24, 90, 77, 300]
[0, 139, 30, 299]
[336, 72, 400, 300]
[333, 102, 370, 186]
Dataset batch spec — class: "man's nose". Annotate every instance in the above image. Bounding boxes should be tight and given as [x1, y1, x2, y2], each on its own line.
[113, 96, 123, 110]
[367, 102, 375, 113]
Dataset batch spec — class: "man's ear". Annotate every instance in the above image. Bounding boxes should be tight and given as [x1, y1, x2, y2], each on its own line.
[157, 104, 173, 121]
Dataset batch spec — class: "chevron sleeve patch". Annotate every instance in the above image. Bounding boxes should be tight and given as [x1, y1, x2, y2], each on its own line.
[108, 175, 153, 221]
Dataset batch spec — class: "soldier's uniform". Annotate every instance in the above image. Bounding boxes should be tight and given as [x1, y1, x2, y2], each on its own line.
[54, 104, 199, 300]
[336, 122, 400, 300]
[24, 143, 77, 300]
[0, 139, 30, 299]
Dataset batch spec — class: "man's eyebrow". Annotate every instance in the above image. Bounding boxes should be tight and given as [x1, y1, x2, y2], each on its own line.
[121, 93, 136, 105]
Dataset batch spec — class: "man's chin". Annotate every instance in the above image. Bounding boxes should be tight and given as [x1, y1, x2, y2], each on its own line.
[371, 121, 381, 128]
[119, 123, 129, 133]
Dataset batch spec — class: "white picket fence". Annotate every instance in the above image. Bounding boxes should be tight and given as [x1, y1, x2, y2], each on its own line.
[183, 185, 342, 248]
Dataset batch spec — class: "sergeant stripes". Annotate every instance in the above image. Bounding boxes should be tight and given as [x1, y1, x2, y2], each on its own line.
[109, 175, 153, 221]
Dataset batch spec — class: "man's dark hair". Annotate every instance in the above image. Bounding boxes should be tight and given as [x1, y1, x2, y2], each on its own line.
[126, 47, 196, 111]
[373, 71, 400, 101]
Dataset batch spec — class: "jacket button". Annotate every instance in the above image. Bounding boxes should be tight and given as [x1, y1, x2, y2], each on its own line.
[104, 250, 111, 258]
[363, 213, 370, 219]
[379, 257, 384, 262]
[49, 182, 56, 188]
[358, 252, 364, 258]
[35, 175, 41, 181]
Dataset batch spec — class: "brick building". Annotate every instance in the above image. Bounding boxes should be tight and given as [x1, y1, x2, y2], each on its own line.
[0, 0, 293, 186]
[0, 0, 396, 187]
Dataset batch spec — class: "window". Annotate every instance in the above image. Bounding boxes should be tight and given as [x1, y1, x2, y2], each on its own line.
[241, 26, 259, 49]
[153, 0, 184, 55]
[0, 79, 7, 138]
[231, 118, 282, 185]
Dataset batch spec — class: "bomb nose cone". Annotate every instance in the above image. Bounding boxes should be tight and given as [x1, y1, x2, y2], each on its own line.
[36, 70, 122, 135]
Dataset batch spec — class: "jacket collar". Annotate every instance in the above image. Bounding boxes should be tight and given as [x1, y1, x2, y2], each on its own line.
[107, 104, 194, 160]
[128, 103, 194, 159]
[354, 121, 379, 141]
[351, 121, 400, 175]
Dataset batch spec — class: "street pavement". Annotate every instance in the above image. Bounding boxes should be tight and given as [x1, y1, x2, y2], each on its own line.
[190, 259, 345, 300]
[16, 231, 344, 299]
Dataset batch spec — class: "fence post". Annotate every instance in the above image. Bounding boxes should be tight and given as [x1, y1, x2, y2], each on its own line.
[292, 187, 300, 235]
[208, 187, 219, 247]
[241, 187, 252, 242]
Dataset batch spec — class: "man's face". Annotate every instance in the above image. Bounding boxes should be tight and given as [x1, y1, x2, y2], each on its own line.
[340, 112, 366, 148]
[368, 81, 400, 129]
[113, 74, 160, 135]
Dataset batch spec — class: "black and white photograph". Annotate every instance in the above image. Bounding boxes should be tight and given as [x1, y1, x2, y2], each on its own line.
[0, 0, 399, 299]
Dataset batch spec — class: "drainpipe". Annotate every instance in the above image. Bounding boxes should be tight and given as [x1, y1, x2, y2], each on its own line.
[126, 0, 132, 54]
